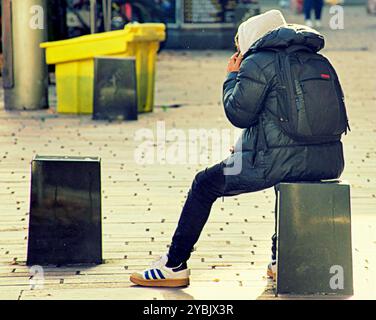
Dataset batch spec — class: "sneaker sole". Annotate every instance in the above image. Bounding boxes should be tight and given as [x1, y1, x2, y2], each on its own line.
[130, 274, 190, 288]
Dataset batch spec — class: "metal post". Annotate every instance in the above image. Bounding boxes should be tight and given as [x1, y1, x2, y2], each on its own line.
[102, 0, 112, 32]
[2, 0, 48, 111]
[90, 0, 97, 34]
[107, 0, 112, 31]
[175, 0, 183, 27]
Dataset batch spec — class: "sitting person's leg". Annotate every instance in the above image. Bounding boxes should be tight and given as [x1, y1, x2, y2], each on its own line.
[130, 162, 227, 287]
[167, 162, 226, 267]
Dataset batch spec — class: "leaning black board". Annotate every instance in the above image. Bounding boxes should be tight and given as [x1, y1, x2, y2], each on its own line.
[93, 56, 138, 121]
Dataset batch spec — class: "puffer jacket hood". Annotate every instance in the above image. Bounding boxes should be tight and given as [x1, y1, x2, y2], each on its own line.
[237, 10, 287, 55]
[248, 24, 325, 54]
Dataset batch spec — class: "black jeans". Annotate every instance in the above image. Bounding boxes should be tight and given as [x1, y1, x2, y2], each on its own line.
[304, 0, 324, 20]
[167, 162, 276, 265]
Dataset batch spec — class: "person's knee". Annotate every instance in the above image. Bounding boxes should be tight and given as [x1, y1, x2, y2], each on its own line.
[191, 170, 207, 193]
[190, 166, 225, 200]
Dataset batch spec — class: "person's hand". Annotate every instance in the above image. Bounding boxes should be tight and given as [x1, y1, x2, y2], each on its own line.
[227, 52, 243, 73]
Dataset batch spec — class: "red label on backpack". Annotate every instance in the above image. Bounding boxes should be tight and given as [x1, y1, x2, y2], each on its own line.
[321, 73, 330, 79]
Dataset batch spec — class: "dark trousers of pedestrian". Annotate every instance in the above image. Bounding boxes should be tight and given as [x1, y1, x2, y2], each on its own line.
[167, 162, 276, 267]
[304, 0, 324, 21]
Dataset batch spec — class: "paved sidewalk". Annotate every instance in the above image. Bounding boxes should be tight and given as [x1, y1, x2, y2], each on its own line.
[0, 5, 375, 300]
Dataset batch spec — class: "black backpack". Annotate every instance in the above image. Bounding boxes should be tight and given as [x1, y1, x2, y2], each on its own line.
[268, 45, 350, 145]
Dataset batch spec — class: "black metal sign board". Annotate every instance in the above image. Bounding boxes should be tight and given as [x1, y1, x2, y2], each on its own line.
[93, 57, 138, 121]
[27, 156, 102, 266]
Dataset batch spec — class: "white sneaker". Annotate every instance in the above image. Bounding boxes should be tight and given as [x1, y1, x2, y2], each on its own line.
[130, 255, 190, 287]
[315, 20, 322, 28]
[267, 260, 277, 281]
[305, 20, 313, 28]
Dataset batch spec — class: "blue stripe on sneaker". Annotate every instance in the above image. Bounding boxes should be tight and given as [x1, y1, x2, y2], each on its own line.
[144, 270, 150, 280]
[150, 269, 157, 280]
[156, 269, 165, 279]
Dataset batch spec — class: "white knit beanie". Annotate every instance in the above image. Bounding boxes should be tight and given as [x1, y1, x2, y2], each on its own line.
[237, 10, 287, 55]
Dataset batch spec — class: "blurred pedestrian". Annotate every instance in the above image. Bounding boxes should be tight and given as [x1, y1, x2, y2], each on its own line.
[279, 0, 290, 8]
[304, 0, 324, 28]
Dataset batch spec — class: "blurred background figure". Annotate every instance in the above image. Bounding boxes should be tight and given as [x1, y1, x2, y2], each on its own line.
[290, 0, 304, 14]
[279, 0, 290, 9]
[367, 0, 376, 14]
[65, 0, 168, 38]
[303, 0, 324, 28]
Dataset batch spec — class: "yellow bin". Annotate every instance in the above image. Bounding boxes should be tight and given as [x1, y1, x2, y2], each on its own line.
[41, 23, 165, 114]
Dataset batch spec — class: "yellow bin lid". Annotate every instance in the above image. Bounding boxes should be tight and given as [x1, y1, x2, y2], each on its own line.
[41, 23, 166, 65]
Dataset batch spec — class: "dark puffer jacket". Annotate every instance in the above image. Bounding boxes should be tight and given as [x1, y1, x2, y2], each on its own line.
[222, 25, 345, 195]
